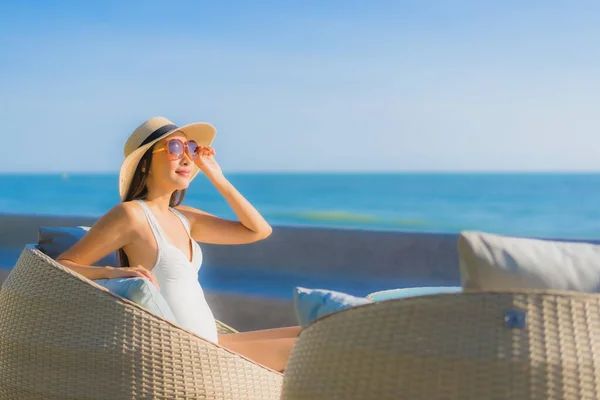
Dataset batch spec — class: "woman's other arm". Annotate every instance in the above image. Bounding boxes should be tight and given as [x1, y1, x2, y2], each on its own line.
[56, 202, 158, 286]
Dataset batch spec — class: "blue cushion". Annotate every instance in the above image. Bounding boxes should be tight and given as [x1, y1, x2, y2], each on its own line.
[38, 226, 118, 267]
[293, 286, 464, 327]
[94, 277, 177, 322]
[293, 287, 372, 328]
[367, 286, 462, 302]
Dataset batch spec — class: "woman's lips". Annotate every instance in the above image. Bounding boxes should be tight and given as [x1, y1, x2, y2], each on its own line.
[176, 170, 191, 177]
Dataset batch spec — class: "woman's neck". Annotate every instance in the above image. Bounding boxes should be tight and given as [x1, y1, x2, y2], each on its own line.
[143, 189, 174, 214]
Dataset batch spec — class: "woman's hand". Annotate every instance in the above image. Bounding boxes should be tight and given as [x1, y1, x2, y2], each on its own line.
[107, 265, 160, 290]
[194, 146, 223, 178]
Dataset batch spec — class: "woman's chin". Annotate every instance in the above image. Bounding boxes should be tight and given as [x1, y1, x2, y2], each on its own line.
[178, 182, 191, 190]
[172, 177, 191, 189]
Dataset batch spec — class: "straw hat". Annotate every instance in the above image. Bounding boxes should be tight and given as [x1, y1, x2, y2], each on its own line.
[119, 117, 216, 201]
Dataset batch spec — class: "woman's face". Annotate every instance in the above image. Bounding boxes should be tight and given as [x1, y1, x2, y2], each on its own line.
[147, 131, 195, 192]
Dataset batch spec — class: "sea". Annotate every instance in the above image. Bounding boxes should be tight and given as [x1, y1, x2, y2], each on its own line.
[0, 172, 599, 239]
[1, 172, 599, 298]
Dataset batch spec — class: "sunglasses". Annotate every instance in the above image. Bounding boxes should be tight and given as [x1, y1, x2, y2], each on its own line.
[152, 138, 199, 161]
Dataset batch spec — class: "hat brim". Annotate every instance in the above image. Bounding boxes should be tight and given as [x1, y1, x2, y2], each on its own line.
[119, 122, 216, 201]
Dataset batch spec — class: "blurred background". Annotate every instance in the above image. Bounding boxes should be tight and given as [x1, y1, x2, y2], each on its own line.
[1, 1, 600, 328]
[1, 0, 599, 237]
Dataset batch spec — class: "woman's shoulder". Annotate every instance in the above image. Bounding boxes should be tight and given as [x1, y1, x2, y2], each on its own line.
[173, 204, 210, 225]
[99, 201, 147, 230]
[113, 201, 145, 217]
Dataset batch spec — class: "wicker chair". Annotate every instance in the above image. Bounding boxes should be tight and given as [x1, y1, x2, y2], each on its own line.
[0, 245, 283, 400]
[281, 289, 600, 400]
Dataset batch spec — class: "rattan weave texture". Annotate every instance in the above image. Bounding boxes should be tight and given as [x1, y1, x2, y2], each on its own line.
[0, 245, 282, 400]
[282, 289, 600, 400]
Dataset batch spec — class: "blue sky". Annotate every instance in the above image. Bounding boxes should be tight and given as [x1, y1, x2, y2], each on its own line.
[0, 1, 599, 173]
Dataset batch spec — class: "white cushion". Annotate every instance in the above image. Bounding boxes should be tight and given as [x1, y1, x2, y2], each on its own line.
[94, 277, 177, 322]
[293, 287, 371, 328]
[458, 231, 600, 292]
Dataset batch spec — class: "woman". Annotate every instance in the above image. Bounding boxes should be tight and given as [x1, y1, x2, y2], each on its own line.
[56, 117, 299, 373]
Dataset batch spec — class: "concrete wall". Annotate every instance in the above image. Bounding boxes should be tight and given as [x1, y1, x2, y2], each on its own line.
[0, 212, 466, 330]
[0, 212, 462, 282]
[4, 213, 596, 331]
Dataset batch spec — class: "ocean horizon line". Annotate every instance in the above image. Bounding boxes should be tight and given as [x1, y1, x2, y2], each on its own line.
[1, 170, 600, 176]
[1, 173, 599, 239]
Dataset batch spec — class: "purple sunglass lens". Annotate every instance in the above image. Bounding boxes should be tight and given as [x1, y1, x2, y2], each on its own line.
[168, 140, 184, 157]
[187, 141, 199, 158]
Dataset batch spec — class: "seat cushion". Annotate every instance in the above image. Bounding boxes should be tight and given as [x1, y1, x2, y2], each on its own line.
[293, 287, 371, 328]
[94, 277, 178, 322]
[459, 230, 600, 292]
[368, 286, 462, 301]
[293, 285, 463, 327]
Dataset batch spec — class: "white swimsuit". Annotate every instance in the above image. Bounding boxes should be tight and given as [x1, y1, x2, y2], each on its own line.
[134, 200, 219, 343]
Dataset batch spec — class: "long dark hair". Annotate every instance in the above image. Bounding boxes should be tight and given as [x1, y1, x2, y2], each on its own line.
[117, 145, 187, 267]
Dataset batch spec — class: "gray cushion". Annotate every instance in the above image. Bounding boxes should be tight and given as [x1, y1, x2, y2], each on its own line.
[458, 231, 600, 293]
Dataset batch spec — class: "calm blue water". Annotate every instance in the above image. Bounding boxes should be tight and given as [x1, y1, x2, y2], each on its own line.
[1, 172, 599, 298]
[1, 172, 599, 238]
